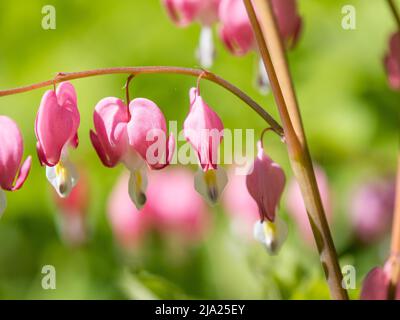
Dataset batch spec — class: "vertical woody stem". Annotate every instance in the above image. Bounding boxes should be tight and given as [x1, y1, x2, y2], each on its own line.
[243, 0, 348, 299]
[388, 151, 400, 299]
[390, 152, 400, 255]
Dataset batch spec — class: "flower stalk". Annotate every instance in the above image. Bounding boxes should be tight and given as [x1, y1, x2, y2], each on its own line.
[388, 152, 400, 298]
[243, 0, 348, 299]
[0, 66, 283, 137]
[387, 0, 400, 31]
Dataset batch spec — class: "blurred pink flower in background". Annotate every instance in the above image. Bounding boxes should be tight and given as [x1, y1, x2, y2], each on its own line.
[108, 167, 209, 248]
[218, 0, 302, 93]
[271, 0, 302, 49]
[285, 165, 332, 244]
[384, 32, 400, 91]
[222, 168, 259, 238]
[162, 0, 221, 68]
[54, 168, 90, 246]
[361, 256, 400, 300]
[350, 178, 395, 244]
[218, 0, 255, 56]
[162, 0, 220, 27]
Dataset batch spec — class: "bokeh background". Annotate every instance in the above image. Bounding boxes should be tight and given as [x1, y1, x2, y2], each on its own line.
[0, 0, 398, 299]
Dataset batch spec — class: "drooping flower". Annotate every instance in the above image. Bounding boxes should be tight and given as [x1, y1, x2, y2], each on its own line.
[35, 82, 80, 198]
[90, 97, 175, 209]
[361, 256, 400, 300]
[286, 165, 332, 244]
[162, 0, 221, 68]
[183, 87, 227, 204]
[218, 0, 302, 92]
[246, 141, 287, 254]
[350, 178, 395, 244]
[271, 0, 302, 49]
[0, 116, 32, 217]
[108, 168, 209, 248]
[218, 0, 302, 55]
[384, 32, 400, 91]
[54, 167, 90, 247]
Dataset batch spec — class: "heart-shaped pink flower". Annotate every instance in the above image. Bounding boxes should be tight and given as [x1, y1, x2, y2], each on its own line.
[35, 82, 80, 167]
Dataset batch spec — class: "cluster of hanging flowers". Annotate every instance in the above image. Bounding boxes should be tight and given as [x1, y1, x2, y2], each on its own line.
[161, 0, 302, 92]
[0, 77, 289, 255]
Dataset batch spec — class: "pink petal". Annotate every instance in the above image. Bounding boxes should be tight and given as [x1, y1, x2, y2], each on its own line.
[162, 0, 220, 27]
[0, 116, 29, 190]
[91, 97, 130, 167]
[35, 82, 80, 166]
[384, 32, 400, 90]
[361, 267, 390, 300]
[271, 0, 302, 48]
[162, 0, 201, 27]
[246, 142, 285, 222]
[184, 88, 224, 171]
[149, 132, 176, 170]
[11, 156, 32, 191]
[218, 0, 255, 56]
[127, 98, 173, 169]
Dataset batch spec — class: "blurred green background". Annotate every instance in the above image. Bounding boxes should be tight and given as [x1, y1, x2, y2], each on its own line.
[0, 0, 398, 299]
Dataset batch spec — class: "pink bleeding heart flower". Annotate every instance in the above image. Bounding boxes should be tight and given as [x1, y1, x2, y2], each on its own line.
[0, 116, 32, 217]
[286, 165, 332, 244]
[35, 82, 80, 198]
[361, 256, 400, 300]
[271, 0, 302, 49]
[162, 0, 220, 27]
[350, 178, 395, 244]
[146, 168, 210, 242]
[218, 0, 302, 56]
[184, 87, 227, 204]
[218, 0, 302, 93]
[218, 0, 256, 57]
[54, 168, 90, 247]
[384, 32, 400, 91]
[107, 168, 209, 249]
[90, 97, 175, 209]
[246, 141, 287, 255]
[162, 0, 221, 68]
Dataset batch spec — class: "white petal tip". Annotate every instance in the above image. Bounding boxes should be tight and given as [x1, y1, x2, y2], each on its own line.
[253, 217, 288, 256]
[0, 189, 7, 218]
[46, 159, 79, 198]
[194, 167, 227, 205]
[128, 168, 148, 210]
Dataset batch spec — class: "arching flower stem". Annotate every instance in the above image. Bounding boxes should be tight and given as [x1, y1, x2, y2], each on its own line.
[0, 66, 283, 137]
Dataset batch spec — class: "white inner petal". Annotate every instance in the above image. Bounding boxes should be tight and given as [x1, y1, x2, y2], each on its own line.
[0, 189, 7, 218]
[46, 158, 79, 198]
[128, 166, 148, 210]
[194, 167, 228, 205]
[256, 58, 271, 95]
[253, 217, 288, 255]
[196, 26, 215, 68]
